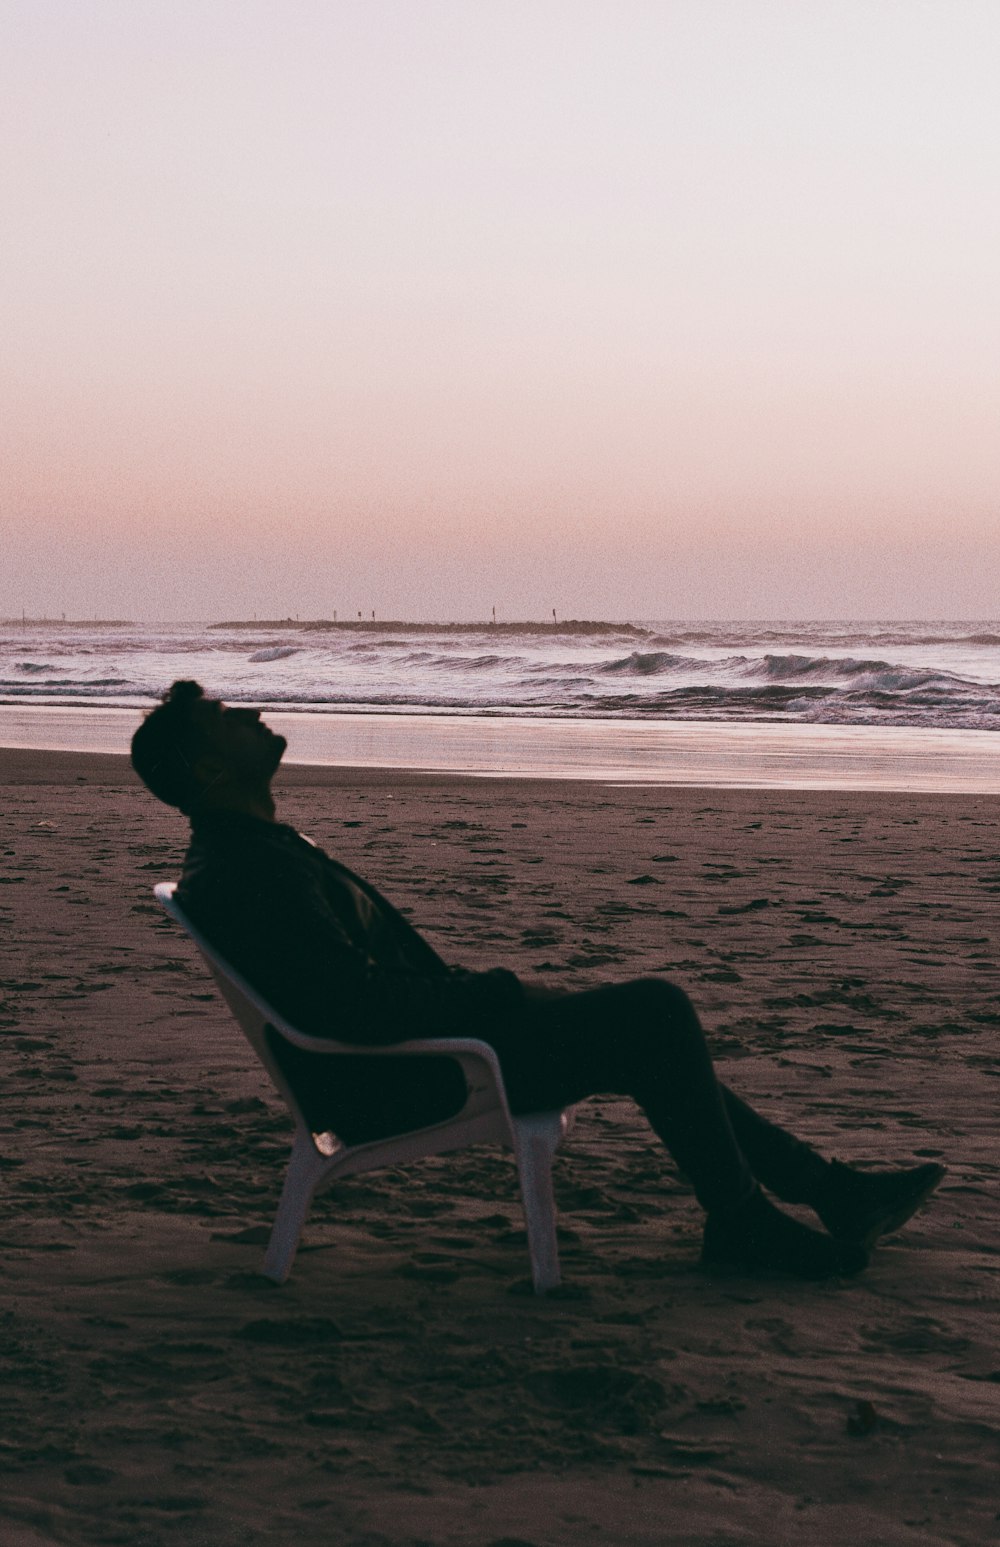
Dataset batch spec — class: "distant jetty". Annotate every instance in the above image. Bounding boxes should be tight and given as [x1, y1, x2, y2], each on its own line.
[209, 618, 650, 637]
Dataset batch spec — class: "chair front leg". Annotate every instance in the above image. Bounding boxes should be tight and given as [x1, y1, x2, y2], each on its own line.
[262, 1130, 332, 1284]
[511, 1113, 564, 1294]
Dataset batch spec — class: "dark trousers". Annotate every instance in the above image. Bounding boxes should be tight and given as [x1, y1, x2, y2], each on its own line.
[485, 978, 827, 1215]
[276, 976, 831, 1211]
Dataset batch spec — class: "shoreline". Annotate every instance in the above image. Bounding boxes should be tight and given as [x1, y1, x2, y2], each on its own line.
[2, 704, 1000, 792]
[0, 742, 991, 812]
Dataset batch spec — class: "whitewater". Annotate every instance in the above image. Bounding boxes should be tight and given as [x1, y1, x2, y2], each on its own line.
[3, 618, 999, 730]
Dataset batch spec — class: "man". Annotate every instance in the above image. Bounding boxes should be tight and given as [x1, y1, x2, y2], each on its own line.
[131, 680, 945, 1281]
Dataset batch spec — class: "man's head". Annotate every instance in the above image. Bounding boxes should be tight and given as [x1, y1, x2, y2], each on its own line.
[130, 680, 286, 817]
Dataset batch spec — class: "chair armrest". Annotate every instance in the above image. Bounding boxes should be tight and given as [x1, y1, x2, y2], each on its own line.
[265, 1025, 513, 1125]
[269, 1025, 502, 1068]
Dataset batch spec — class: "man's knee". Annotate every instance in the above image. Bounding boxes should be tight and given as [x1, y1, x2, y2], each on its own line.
[629, 976, 697, 1022]
[608, 978, 708, 1088]
[618, 978, 703, 1058]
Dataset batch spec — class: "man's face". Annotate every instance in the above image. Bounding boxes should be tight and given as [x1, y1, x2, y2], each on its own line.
[193, 699, 287, 789]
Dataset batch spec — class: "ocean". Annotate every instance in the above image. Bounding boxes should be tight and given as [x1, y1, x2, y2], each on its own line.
[2, 618, 999, 789]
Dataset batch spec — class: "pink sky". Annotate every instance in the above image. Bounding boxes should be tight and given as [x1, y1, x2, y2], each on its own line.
[3, 0, 999, 620]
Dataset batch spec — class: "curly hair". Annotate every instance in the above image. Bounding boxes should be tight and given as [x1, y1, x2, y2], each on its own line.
[130, 680, 211, 814]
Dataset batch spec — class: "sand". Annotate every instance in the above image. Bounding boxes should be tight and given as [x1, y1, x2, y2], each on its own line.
[1, 747, 998, 1547]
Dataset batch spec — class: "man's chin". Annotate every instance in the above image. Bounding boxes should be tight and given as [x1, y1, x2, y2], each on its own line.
[266, 734, 288, 773]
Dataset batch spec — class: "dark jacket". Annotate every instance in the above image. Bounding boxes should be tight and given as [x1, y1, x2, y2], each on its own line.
[177, 810, 524, 1140]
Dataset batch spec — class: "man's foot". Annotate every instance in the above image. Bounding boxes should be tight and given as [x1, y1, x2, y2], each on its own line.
[701, 1187, 868, 1280]
[815, 1160, 946, 1250]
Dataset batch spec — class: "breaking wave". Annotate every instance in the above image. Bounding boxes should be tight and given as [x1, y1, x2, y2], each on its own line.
[750, 654, 970, 693]
[603, 651, 698, 675]
[249, 646, 300, 663]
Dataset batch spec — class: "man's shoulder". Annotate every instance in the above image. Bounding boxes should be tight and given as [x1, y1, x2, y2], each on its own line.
[187, 811, 314, 853]
[181, 813, 324, 892]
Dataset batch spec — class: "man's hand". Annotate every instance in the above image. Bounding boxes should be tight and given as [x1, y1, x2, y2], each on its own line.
[521, 980, 567, 1005]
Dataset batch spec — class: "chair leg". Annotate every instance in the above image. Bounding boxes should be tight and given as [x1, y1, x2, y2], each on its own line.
[262, 1131, 330, 1284]
[512, 1114, 563, 1294]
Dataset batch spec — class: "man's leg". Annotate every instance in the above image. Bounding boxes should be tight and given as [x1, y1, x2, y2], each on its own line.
[485, 978, 867, 1278]
[718, 1085, 829, 1202]
[719, 1085, 946, 1249]
[493, 979, 754, 1213]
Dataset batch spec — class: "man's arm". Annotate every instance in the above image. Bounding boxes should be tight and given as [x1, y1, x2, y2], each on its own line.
[185, 863, 525, 1045]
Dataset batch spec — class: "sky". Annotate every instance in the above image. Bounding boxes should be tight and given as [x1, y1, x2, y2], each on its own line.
[3, 0, 999, 621]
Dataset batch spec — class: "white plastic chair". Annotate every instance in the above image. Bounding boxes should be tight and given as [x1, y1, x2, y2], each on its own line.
[154, 882, 574, 1292]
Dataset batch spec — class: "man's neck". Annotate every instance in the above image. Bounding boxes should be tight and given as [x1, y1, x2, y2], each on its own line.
[193, 785, 277, 823]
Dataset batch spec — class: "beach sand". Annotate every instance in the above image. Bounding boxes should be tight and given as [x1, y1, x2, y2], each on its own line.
[1, 747, 998, 1546]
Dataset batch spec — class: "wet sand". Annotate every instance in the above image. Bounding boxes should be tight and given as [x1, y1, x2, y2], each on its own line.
[2, 748, 998, 1546]
[3, 703, 1000, 792]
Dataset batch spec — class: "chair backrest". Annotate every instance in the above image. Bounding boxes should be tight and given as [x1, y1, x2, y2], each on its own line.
[154, 881, 323, 1133]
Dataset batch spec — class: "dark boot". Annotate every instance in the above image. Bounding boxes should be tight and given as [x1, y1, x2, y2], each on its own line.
[702, 1186, 868, 1280]
[814, 1160, 946, 1250]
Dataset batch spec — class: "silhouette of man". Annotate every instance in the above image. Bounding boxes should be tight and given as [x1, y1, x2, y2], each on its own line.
[131, 680, 945, 1280]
